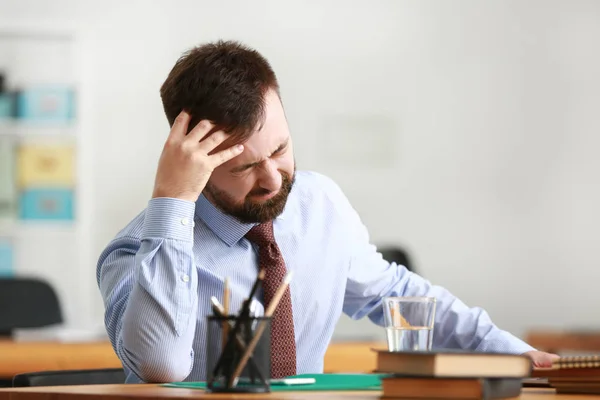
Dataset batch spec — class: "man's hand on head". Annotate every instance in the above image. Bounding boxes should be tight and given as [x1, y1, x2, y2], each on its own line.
[152, 111, 245, 202]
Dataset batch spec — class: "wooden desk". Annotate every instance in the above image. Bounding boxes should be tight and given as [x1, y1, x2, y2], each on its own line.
[526, 330, 600, 353]
[0, 384, 590, 400]
[0, 341, 384, 380]
[0, 341, 121, 379]
[323, 342, 385, 373]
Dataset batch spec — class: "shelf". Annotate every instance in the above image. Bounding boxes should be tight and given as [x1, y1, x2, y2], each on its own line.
[0, 119, 76, 137]
[0, 219, 77, 236]
[0, 19, 89, 328]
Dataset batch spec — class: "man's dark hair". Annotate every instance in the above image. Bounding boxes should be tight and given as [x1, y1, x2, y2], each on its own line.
[160, 40, 279, 149]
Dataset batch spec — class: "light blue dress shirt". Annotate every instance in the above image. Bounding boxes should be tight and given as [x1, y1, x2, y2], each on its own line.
[96, 170, 535, 384]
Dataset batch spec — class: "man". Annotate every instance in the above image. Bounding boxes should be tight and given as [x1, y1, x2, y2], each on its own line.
[96, 40, 557, 384]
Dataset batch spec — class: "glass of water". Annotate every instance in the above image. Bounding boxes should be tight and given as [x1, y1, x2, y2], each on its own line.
[382, 296, 436, 352]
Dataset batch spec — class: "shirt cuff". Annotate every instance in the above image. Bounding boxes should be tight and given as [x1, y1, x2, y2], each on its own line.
[142, 197, 196, 242]
[476, 330, 537, 355]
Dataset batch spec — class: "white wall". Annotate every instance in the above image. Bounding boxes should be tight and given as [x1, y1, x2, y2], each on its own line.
[2, 0, 599, 342]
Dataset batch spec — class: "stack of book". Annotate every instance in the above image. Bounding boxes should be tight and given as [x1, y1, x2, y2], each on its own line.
[374, 350, 532, 399]
[532, 355, 600, 395]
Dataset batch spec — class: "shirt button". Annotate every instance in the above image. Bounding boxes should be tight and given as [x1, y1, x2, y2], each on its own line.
[181, 218, 189, 226]
[181, 274, 190, 283]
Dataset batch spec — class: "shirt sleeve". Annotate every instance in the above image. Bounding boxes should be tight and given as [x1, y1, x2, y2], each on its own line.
[96, 197, 199, 382]
[324, 179, 535, 355]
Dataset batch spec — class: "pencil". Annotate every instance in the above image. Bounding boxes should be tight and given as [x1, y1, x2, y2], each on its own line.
[224, 269, 264, 351]
[228, 271, 294, 387]
[211, 299, 253, 353]
[210, 296, 268, 385]
[222, 278, 230, 351]
[210, 268, 266, 380]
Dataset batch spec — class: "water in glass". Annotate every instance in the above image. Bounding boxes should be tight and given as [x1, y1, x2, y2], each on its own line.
[386, 326, 432, 352]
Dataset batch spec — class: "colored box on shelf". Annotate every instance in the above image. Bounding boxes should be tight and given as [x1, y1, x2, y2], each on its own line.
[19, 188, 74, 221]
[0, 239, 13, 277]
[16, 86, 75, 123]
[0, 93, 15, 119]
[0, 138, 16, 218]
[17, 143, 75, 187]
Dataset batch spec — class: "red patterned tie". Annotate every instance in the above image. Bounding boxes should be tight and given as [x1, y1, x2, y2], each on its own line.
[245, 221, 297, 378]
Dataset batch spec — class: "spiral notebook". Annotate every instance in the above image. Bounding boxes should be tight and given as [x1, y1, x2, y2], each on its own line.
[532, 355, 600, 395]
[554, 355, 600, 368]
[532, 355, 600, 379]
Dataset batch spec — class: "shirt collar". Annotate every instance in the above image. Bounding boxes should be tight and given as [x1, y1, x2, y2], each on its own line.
[195, 189, 294, 246]
[195, 194, 256, 247]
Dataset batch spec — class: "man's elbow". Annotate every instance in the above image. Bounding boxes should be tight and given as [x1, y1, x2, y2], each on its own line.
[137, 357, 192, 383]
[122, 345, 192, 383]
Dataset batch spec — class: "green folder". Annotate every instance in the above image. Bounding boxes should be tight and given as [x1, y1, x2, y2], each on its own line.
[162, 373, 388, 391]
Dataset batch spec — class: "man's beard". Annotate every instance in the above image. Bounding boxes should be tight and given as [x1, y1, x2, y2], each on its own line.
[204, 171, 296, 224]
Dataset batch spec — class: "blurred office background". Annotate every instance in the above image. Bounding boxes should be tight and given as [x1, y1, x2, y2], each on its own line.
[0, 0, 599, 346]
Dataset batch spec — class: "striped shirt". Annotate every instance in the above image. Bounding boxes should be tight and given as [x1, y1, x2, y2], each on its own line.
[96, 170, 535, 383]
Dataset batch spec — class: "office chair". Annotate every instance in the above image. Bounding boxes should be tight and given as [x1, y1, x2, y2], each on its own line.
[378, 246, 415, 273]
[0, 277, 63, 338]
[12, 368, 126, 387]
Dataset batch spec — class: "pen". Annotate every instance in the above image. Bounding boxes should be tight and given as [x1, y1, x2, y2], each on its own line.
[211, 269, 266, 380]
[271, 377, 316, 385]
[239, 269, 265, 318]
[228, 271, 294, 388]
[211, 296, 254, 352]
[224, 269, 264, 342]
[222, 278, 230, 351]
[210, 297, 268, 385]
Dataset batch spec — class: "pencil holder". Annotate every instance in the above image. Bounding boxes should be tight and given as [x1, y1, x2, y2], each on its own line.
[206, 315, 272, 393]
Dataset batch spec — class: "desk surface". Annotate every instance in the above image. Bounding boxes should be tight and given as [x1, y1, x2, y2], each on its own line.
[0, 341, 122, 379]
[0, 385, 592, 400]
[0, 341, 386, 379]
[526, 330, 600, 353]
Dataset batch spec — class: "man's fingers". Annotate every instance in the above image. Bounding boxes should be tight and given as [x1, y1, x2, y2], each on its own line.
[169, 110, 191, 140]
[183, 119, 243, 166]
[209, 144, 245, 168]
[187, 119, 215, 143]
[197, 129, 231, 153]
[186, 120, 233, 154]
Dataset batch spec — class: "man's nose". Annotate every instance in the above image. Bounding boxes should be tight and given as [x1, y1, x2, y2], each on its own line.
[257, 161, 282, 193]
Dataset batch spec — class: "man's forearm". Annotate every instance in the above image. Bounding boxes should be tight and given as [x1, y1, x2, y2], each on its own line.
[102, 198, 199, 383]
[392, 279, 536, 354]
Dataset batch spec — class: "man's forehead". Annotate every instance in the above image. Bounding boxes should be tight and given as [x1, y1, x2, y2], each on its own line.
[220, 130, 288, 169]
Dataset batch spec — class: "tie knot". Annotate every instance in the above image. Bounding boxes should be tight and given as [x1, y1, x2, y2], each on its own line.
[245, 221, 275, 247]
